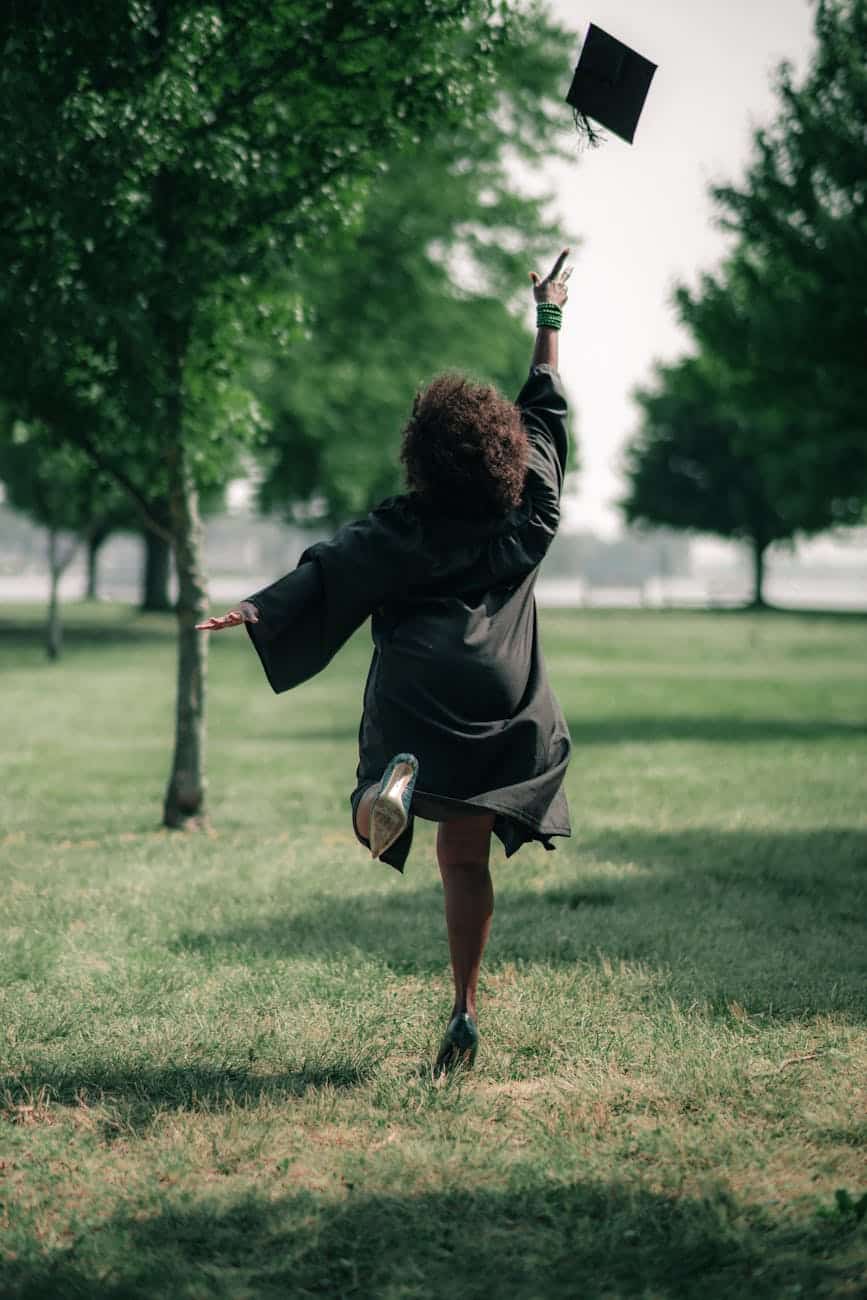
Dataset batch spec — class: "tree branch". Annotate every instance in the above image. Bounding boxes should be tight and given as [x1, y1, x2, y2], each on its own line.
[60, 424, 174, 544]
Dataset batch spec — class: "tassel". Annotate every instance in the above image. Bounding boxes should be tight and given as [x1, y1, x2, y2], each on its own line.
[572, 109, 604, 148]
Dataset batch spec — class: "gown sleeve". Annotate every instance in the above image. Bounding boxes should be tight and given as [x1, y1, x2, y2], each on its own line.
[243, 559, 326, 694]
[243, 497, 424, 694]
[515, 364, 569, 540]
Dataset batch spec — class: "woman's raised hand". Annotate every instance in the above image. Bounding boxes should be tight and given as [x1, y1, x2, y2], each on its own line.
[196, 600, 259, 631]
[529, 247, 572, 306]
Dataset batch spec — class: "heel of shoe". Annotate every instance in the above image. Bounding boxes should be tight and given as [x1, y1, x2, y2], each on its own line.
[369, 753, 419, 860]
[434, 1012, 479, 1076]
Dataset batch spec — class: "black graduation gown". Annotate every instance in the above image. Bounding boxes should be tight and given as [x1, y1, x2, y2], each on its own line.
[245, 364, 571, 871]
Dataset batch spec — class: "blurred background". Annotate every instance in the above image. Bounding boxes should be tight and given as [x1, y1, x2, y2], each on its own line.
[2, 0, 864, 624]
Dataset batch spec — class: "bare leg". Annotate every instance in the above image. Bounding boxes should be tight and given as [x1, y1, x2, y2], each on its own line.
[437, 814, 496, 1021]
[354, 783, 379, 842]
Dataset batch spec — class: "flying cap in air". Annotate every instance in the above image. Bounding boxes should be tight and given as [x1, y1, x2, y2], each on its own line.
[566, 23, 657, 145]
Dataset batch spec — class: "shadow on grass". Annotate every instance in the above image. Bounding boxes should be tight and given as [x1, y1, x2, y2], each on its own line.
[0, 611, 176, 650]
[173, 827, 867, 1020]
[258, 713, 867, 747]
[5, 1177, 861, 1299]
[0, 1060, 370, 1135]
[262, 724, 361, 743]
[702, 605, 867, 622]
[565, 714, 867, 745]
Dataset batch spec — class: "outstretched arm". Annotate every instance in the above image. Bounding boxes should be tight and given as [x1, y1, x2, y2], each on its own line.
[529, 247, 571, 370]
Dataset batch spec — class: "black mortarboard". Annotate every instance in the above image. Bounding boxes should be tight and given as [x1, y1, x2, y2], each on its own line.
[566, 23, 657, 145]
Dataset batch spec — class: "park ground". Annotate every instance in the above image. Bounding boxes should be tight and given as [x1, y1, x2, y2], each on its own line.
[0, 604, 865, 1298]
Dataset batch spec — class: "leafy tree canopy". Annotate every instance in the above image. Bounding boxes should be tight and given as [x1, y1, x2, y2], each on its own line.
[250, 5, 577, 522]
[676, 0, 867, 523]
[0, 419, 127, 538]
[1, 0, 521, 517]
[622, 356, 843, 605]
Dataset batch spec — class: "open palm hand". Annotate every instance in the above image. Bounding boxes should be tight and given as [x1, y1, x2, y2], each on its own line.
[196, 601, 259, 631]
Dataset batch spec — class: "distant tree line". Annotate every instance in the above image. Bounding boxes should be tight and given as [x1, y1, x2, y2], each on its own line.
[0, 1, 572, 827]
[621, 0, 867, 607]
[543, 529, 690, 589]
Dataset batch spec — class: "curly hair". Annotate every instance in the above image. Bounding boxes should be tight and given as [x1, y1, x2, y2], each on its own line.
[400, 374, 528, 518]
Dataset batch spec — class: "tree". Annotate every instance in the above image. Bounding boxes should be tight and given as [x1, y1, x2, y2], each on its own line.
[676, 0, 867, 527]
[621, 358, 841, 607]
[80, 484, 226, 611]
[1, 0, 524, 827]
[139, 525, 174, 612]
[252, 6, 575, 524]
[0, 423, 128, 655]
[82, 501, 143, 602]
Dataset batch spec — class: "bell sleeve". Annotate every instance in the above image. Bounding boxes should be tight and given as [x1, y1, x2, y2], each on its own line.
[243, 559, 327, 694]
[244, 497, 425, 695]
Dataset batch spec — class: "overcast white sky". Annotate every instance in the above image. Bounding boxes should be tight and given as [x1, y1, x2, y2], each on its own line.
[535, 0, 816, 538]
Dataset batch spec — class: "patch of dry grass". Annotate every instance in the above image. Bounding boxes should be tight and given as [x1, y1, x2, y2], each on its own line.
[1, 605, 865, 1297]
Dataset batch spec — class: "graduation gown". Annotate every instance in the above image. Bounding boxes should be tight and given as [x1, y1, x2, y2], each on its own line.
[245, 364, 571, 871]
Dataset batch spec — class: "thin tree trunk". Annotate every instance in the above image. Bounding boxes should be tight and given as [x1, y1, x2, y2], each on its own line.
[84, 525, 111, 601]
[154, 156, 207, 828]
[163, 438, 209, 829]
[46, 528, 77, 660]
[141, 528, 173, 611]
[85, 536, 99, 601]
[749, 537, 768, 609]
[47, 530, 62, 660]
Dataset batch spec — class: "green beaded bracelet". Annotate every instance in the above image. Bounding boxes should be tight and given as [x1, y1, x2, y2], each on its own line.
[536, 303, 563, 330]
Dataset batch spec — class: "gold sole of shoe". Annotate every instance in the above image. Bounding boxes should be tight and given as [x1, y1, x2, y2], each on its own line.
[369, 798, 407, 859]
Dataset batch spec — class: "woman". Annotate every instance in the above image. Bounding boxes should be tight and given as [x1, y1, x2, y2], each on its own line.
[198, 250, 572, 1073]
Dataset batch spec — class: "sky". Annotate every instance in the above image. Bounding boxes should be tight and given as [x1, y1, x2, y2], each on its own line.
[533, 0, 817, 539]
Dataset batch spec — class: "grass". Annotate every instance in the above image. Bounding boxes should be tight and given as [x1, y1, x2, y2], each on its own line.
[0, 601, 865, 1298]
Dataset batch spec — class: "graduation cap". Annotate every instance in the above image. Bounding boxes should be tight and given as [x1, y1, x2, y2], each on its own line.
[566, 23, 657, 146]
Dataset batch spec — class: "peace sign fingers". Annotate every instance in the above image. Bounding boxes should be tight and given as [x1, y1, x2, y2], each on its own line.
[529, 247, 572, 307]
[546, 248, 570, 283]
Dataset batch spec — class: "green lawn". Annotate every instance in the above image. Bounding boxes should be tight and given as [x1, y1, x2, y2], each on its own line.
[1, 602, 865, 1298]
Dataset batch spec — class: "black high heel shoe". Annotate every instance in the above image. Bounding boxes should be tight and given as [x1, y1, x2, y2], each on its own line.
[434, 1012, 479, 1076]
[369, 753, 419, 860]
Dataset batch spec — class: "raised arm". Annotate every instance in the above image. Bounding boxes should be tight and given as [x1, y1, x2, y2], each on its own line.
[529, 247, 571, 370]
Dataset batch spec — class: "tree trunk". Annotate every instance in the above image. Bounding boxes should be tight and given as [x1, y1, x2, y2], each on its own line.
[749, 537, 768, 609]
[154, 160, 207, 829]
[141, 528, 173, 611]
[163, 440, 209, 829]
[84, 525, 111, 601]
[47, 530, 62, 660]
[46, 528, 77, 659]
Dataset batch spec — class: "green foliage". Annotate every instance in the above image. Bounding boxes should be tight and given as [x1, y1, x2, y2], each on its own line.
[626, 0, 867, 577]
[622, 357, 840, 547]
[676, 0, 867, 525]
[0, 0, 528, 510]
[0, 418, 129, 537]
[249, 6, 576, 521]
